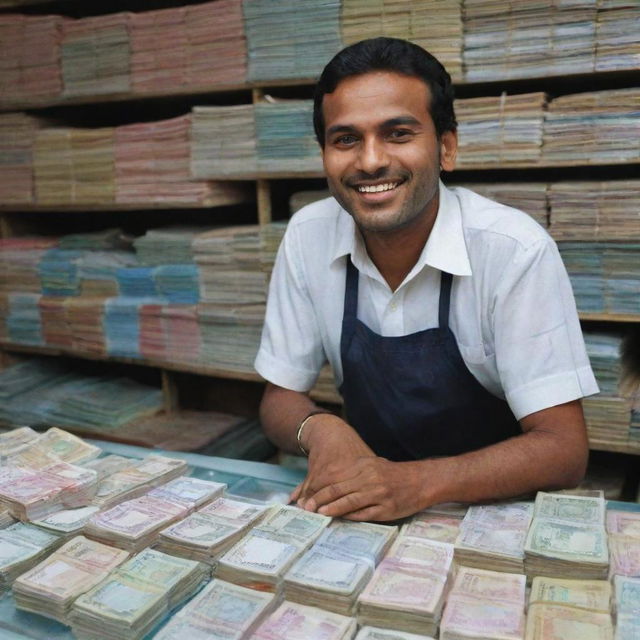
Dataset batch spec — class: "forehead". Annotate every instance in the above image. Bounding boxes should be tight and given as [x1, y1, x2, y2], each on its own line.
[322, 71, 432, 129]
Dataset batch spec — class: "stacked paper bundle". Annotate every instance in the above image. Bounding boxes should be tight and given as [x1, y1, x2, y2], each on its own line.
[0, 113, 42, 203]
[38, 296, 72, 348]
[0, 461, 97, 520]
[341, 0, 464, 81]
[0, 522, 61, 592]
[139, 303, 201, 363]
[284, 520, 398, 615]
[65, 296, 108, 355]
[104, 296, 143, 357]
[6, 292, 43, 345]
[32, 505, 100, 540]
[542, 88, 640, 165]
[0, 237, 58, 294]
[439, 566, 526, 640]
[129, 0, 246, 94]
[83, 454, 135, 480]
[0, 426, 40, 457]
[61, 12, 131, 97]
[33, 127, 115, 205]
[153, 265, 200, 304]
[355, 628, 435, 640]
[357, 536, 454, 635]
[243, 0, 341, 82]
[525, 602, 613, 640]
[138, 302, 167, 360]
[0, 14, 64, 106]
[400, 509, 464, 545]
[78, 250, 136, 297]
[153, 578, 276, 640]
[255, 100, 323, 173]
[456, 92, 547, 167]
[116, 266, 158, 298]
[454, 182, 549, 228]
[156, 495, 271, 562]
[59, 227, 132, 251]
[529, 575, 612, 613]
[549, 180, 640, 241]
[216, 505, 331, 593]
[38, 248, 84, 296]
[603, 244, 640, 314]
[133, 227, 200, 265]
[91, 454, 188, 509]
[463, 0, 597, 82]
[70, 548, 208, 640]
[253, 600, 357, 640]
[607, 509, 640, 539]
[36, 427, 101, 465]
[614, 575, 640, 639]
[608, 509, 640, 579]
[190, 104, 257, 178]
[524, 491, 609, 579]
[596, 0, 640, 72]
[557, 242, 605, 313]
[146, 476, 226, 512]
[454, 501, 534, 573]
[13, 535, 129, 624]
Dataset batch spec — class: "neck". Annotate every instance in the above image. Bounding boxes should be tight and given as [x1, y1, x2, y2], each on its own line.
[362, 207, 438, 292]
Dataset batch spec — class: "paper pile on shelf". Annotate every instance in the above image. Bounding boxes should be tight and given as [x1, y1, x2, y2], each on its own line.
[133, 226, 199, 265]
[129, 0, 246, 94]
[153, 578, 276, 640]
[0, 113, 42, 203]
[439, 566, 526, 640]
[284, 520, 398, 615]
[0, 13, 64, 106]
[453, 182, 549, 228]
[542, 88, 640, 165]
[584, 331, 624, 396]
[455, 92, 547, 167]
[116, 266, 158, 298]
[156, 495, 271, 563]
[357, 536, 454, 636]
[78, 250, 136, 297]
[59, 228, 132, 251]
[190, 104, 258, 178]
[37, 248, 84, 296]
[255, 100, 323, 173]
[6, 292, 43, 345]
[524, 491, 609, 579]
[243, 0, 341, 82]
[464, 0, 597, 82]
[139, 303, 201, 363]
[454, 501, 533, 573]
[0, 237, 58, 294]
[65, 296, 107, 354]
[153, 265, 200, 304]
[341, 0, 463, 81]
[61, 12, 131, 97]
[595, 0, 640, 72]
[549, 180, 640, 241]
[69, 548, 208, 640]
[33, 127, 115, 205]
[104, 296, 144, 357]
[253, 600, 357, 640]
[38, 296, 72, 348]
[13, 535, 129, 624]
[0, 522, 62, 592]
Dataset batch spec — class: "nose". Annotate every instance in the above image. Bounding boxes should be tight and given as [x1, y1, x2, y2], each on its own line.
[355, 136, 390, 175]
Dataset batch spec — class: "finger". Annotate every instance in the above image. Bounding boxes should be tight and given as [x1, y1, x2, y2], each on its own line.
[289, 482, 303, 504]
[340, 505, 387, 521]
[315, 490, 378, 518]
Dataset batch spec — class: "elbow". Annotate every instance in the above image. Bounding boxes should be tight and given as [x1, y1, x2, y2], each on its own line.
[556, 440, 589, 489]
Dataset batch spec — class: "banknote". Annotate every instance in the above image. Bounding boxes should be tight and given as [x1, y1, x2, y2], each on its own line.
[450, 566, 526, 604]
[615, 613, 640, 640]
[463, 501, 534, 530]
[606, 511, 640, 538]
[220, 530, 300, 575]
[614, 575, 640, 614]
[609, 534, 640, 577]
[160, 512, 238, 546]
[121, 548, 200, 589]
[534, 492, 605, 525]
[400, 514, 461, 544]
[147, 476, 225, 509]
[36, 428, 101, 465]
[355, 627, 436, 640]
[33, 505, 100, 533]
[525, 519, 608, 562]
[530, 576, 611, 612]
[256, 504, 330, 545]
[199, 496, 270, 524]
[386, 536, 454, 575]
[0, 426, 39, 456]
[524, 603, 613, 640]
[455, 522, 527, 558]
[315, 520, 397, 563]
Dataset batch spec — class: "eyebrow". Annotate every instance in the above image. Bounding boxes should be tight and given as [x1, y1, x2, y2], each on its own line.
[326, 116, 422, 138]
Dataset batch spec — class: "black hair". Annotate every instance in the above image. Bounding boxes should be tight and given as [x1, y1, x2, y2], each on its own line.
[313, 37, 457, 147]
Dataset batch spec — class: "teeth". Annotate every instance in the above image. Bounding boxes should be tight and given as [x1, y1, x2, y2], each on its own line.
[358, 182, 398, 193]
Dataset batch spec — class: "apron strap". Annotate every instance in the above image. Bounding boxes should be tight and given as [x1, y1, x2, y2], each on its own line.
[341, 258, 359, 356]
[438, 271, 453, 330]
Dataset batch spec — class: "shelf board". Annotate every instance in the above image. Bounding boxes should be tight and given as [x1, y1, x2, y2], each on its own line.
[579, 313, 640, 323]
[588, 438, 640, 455]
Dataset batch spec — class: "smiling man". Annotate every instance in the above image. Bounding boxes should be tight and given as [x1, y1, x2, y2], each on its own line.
[254, 38, 598, 522]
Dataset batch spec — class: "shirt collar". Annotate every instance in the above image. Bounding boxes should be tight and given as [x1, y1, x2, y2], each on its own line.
[331, 181, 472, 278]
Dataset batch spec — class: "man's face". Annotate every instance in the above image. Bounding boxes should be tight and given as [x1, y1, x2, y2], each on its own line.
[321, 71, 457, 235]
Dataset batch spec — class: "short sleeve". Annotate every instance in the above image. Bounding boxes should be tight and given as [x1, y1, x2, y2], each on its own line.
[254, 225, 326, 392]
[492, 237, 599, 420]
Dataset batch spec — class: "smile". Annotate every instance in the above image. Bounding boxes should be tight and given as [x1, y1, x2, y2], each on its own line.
[356, 182, 400, 193]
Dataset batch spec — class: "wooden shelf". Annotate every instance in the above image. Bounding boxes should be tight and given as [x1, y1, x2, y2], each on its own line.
[588, 438, 640, 455]
[580, 313, 640, 323]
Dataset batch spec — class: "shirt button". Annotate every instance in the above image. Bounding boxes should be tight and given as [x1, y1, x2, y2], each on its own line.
[390, 303, 398, 311]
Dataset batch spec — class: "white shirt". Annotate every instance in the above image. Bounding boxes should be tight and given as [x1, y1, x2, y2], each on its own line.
[255, 181, 598, 420]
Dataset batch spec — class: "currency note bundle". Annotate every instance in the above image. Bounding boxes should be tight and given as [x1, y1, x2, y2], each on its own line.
[84, 494, 190, 552]
[0, 522, 61, 591]
[83, 454, 135, 480]
[399, 510, 462, 545]
[32, 505, 100, 540]
[153, 578, 277, 640]
[216, 505, 331, 593]
[252, 600, 357, 640]
[0, 507, 15, 528]
[34, 427, 101, 465]
[156, 495, 271, 563]
[283, 520, 398, 615]
[357, 537, 454, 636]
[145, 476, 226, 512]
[524, 603, 614, 640]
[69, 548, 208, 640]
[524, 492, 609, 579]
[614, 575, 640, 640]
[454, 501, 533, 573]
[355, 628, 435, 640]
[608, 535, 640, 579]
[529, 576, 612, 613]
[0, 426, 41, 457]
[13, 535, 129, 624]
[440, 566, 526, 640]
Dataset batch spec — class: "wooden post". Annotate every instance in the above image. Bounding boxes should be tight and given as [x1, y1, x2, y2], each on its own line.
[252, 88, 272, 226]
[161, 370, 179, 415]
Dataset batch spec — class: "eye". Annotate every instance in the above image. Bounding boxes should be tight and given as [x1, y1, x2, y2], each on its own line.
[333, 134, 358, 146]
[388, 129, 413, 141]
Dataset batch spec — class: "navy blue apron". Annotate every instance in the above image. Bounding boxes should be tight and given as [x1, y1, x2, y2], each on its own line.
[339, 259, 521, 462]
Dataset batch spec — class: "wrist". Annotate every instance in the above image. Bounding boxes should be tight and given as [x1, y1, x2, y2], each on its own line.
[296, 410, 333, 456]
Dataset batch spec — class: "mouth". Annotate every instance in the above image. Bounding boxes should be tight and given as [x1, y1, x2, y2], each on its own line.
[356, 181, 400, 193]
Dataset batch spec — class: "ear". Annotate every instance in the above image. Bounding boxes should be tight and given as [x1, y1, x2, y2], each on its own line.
[439, 130, 458, 172]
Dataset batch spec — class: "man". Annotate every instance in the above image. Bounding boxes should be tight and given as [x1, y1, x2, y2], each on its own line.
[254, 37, 598, 522]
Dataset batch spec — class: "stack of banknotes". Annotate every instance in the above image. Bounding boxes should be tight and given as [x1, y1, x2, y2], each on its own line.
[153, 578, 277, 639]
[524, 491, 609, 579]
[355, 628, 435, 640]
[596, 0, 640, 72]
[68, 548, 208, 640]
[216, 504, 330, 592]
[525, 602, 614, 640]
[0, 522, 62, 592]
[439, 566, 526, 640]
[614, 575, 640, 640]
[399, 507, 464, 545]
[31, 505, 100, 540]
[12, 535, 129, 623]
[357, 537, 454, 636]
[156, 495, 271, 562]
[454, 501, 534, 573]
[607, 509, 640, 579]
[283, 520, 398, 615]
[252, 600, 357, 640]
